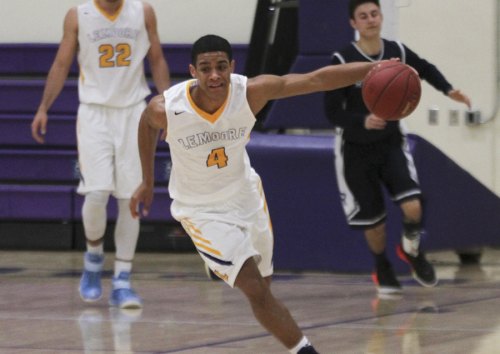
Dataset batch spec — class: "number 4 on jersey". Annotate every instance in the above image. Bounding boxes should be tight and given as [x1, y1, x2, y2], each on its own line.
[207, 147, 228, 168]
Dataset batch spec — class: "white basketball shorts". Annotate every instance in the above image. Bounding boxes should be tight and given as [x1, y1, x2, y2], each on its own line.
[171, 171, 274, 287]
[76, 101, 146, 198]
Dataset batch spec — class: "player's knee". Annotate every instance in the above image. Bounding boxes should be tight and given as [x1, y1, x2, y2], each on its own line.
[85, 191, 111, 206]
[365, 222, 385, 238]
[82, 191, 110, 241]
[235, 260, 270, 302]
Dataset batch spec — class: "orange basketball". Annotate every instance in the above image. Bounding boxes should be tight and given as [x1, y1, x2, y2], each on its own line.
[362, 61, 421, 121]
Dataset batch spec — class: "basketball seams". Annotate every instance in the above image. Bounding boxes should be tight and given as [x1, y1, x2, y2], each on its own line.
[398, 72, 416, 118]
[386, 68, 414, 120]
[361, 62, 421, 120]
[372, 68, 409, 119]
[398, 67, 421, 119]
[363, 64, 407, 116]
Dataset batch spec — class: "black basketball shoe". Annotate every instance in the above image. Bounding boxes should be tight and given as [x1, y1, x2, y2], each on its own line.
[397, 245, 438, 287]
[371, 263, 402, 295]
[298, 344, 320, 354]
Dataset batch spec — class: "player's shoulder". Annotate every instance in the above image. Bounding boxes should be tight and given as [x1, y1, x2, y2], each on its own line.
[63, 6, 79, 31]
[230, 74, 251, 104]
[230, 73, 248, 88]
[148, 94, 166, 114]
[141, 1, 154, 10]
[246, 74, 271, 97]
[382, 38, 405, 50]
[74, 0, 95, 20]
[67, 5, 79, 16]
[339, 42, 358, 55]
[133, 0, 152, 13]
[382, 38, 406, 53]
[332, 43, 361, 63]
[163, 81, 185, 103]
[75, 0, 92, 12]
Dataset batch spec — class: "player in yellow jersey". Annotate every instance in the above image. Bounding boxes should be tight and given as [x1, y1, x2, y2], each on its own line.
[31, 0, 170, 309]
[130, 34, 379, 354]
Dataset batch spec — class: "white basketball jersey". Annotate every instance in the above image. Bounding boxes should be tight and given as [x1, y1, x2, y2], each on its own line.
[165, 74, 257, 205]
[77, 0, 151, 107]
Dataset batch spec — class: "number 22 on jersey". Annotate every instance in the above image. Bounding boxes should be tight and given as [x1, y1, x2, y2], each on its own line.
[207, 147, 228, 169]
[99, 43, 131, 68]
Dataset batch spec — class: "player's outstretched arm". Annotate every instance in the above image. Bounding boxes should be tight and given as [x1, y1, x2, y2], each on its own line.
[247, 61, 376, 114]
[130, 95, 167, 218]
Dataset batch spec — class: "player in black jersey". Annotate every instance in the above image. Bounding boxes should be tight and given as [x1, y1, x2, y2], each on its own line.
[324, 0, 471, 295]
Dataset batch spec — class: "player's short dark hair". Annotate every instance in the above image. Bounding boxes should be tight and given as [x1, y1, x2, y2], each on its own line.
[191, 35, 233, 64]
[348, 0, 380, 19]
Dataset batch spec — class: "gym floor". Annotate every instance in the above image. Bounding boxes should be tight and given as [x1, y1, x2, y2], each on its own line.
[0, 248, 499, 353]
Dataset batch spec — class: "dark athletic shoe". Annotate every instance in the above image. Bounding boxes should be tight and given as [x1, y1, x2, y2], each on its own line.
[298, 344, 320, 354]
[397, 245, 438, 287]
[371, 263, 402, 295]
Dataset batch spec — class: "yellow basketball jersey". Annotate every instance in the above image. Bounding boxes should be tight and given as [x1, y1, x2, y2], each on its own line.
[165, 74, 257, 205]
[77, 0, 151, 107]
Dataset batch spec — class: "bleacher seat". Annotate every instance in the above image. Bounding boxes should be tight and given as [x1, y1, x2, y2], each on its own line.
[1, 79, 78, 115]
[0, 149, 170, 184]
[0, 114, 76, 147]
[0, 185, 74, 221]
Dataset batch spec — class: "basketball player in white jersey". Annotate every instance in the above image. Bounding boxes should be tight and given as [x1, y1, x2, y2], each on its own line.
[130, 35, 379, 354]
[31, 0, 170, 309]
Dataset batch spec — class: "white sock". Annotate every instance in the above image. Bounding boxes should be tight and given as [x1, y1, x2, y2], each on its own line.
[289, 336, 310, 354]
[86, 243, 103, 255]
[402, 234, 420, 257]
[114, 260, 133, 278]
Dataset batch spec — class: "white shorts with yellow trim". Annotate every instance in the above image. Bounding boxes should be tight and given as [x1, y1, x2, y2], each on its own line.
[171, 172, 274, 287]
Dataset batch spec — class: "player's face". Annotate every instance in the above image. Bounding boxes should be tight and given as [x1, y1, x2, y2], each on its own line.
[190, 52, 234, 101]
[350, 3, 383, 40]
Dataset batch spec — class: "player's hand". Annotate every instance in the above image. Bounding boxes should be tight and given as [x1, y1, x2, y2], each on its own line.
[31, 111, 48, 144]
[129, 182, 154, 219]
[364, 114, 387, 130]
[448, 89, 471, 109]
